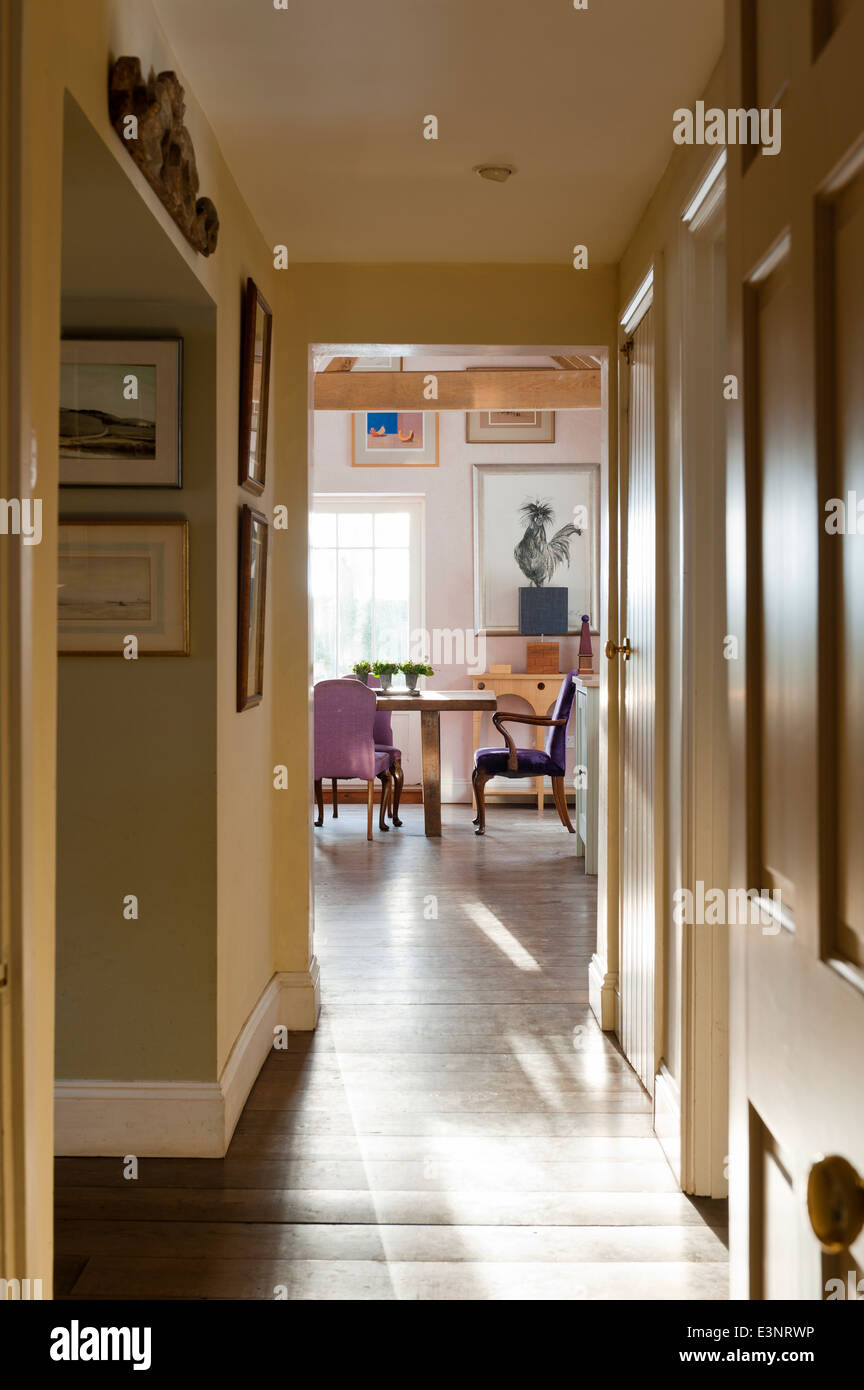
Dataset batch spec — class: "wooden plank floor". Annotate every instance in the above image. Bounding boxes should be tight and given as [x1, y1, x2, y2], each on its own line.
[55, 804, 728, 1300]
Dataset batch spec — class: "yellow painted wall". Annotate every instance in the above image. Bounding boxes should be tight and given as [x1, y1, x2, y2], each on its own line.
[24, 0, 288, 1106]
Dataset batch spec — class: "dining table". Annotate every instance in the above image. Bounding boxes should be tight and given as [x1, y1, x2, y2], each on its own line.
[375, 688, 498, 837]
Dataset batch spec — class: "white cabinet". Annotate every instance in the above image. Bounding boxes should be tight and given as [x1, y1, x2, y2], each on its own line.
[573, 676, 599, 874]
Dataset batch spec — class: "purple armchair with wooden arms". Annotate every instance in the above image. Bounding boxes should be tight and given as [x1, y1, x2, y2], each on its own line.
[472, 670, 578, 837]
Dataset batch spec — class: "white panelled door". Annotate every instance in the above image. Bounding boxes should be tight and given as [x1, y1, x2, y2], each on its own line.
[614, 293, 658, 1096]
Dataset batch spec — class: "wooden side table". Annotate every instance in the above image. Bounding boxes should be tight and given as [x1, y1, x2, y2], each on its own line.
[470, 671, 570, 811]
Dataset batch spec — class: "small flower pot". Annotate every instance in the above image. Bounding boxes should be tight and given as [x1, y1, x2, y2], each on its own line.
[354, 671, 370, 685]
[405, 673, 419, 692]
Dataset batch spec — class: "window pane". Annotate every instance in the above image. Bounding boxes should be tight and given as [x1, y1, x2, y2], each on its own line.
[337, 512, 373, 547]
[337, 549, 373, 672]
[309, 511, 337, 548]
[374, 548, 410, 659]
[374, 511, 410, 547]
[310, 550, 337, 681]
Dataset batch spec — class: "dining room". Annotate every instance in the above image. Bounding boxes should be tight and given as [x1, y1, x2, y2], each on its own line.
[310, 348, 604, 846]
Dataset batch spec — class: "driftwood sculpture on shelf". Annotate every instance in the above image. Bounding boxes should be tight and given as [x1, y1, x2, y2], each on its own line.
[108, 56, 219, 256]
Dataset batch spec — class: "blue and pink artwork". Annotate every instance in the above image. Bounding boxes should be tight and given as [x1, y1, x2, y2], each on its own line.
[364, 411, 424, 450]
[351, 409, 438, 467]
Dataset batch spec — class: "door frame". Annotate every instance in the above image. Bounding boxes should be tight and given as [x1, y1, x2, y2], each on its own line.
[613, 270, 668, 1096]
[0, 0, 56, 1292]
[677, 152, 730, 1197]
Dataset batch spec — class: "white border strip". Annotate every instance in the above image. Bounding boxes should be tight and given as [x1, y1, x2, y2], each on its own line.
[620, 269, 654, 335]
[55, 963, 321, 1157]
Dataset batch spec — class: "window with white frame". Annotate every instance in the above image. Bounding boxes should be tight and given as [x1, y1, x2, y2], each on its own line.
[310, 496, 424, 683]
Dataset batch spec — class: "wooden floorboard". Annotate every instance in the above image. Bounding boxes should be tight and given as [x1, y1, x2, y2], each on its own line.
[55, 804, 728, 1300]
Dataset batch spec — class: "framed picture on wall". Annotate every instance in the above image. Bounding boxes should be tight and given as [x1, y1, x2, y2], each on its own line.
[59, 339, 182, 487]
[473, 463, 600, 635]
[238, 278, 273, 494]
[237, 504, 269, 710]
[57, 519, 189, 655]
[466, 409, 555, 443]
[350, 356, 402, 371]
[350, 410, 438, 467]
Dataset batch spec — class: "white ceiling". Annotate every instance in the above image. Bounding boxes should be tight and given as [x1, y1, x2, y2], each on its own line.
[154, 0, 723, 264]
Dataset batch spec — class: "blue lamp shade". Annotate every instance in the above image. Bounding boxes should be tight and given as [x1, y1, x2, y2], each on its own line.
[519, 587, 568, 635]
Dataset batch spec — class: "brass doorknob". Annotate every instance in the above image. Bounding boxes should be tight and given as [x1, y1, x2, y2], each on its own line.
[604, 637, 632, 662]
[807, 1155, 864, 1252]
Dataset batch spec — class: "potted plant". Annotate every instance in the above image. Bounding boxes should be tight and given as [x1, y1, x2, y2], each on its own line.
[400, 659, 434, 693]
[352, 660, 372, 685]
[372, 660, 399, 690]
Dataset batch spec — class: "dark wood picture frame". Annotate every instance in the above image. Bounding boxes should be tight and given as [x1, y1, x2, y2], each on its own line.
[238, 277, 272, 494]
[237, 504, 269, 710]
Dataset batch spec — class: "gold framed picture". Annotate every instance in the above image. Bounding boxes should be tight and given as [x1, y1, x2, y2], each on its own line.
[238, 278, 273, 494]
[58, 519, 189, 655]
[237, 504, 269, 710]
[466, 409, 555, 443]
[59, 339, 182, 487]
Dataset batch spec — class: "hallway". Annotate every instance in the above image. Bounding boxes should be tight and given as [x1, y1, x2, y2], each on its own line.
[55, 807, 727, 1300]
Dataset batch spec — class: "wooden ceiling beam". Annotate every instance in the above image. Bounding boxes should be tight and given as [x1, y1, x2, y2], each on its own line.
[314, 369, 601, 411]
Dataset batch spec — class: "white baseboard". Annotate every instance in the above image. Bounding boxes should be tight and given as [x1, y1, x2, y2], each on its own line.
[654, 1062, 682, 1183]
[588, 954, 619, 1032]
[443, 777, 473, 804]
[54, 960, 321, 1158]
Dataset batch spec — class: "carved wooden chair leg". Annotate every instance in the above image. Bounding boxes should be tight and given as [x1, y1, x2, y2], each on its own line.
[366, 780, 374, 841]
[314, 779, 324, 827]
[552, 776, 576, 833]
[331, 778, 338, 818]
[390, 758, 404, 826]
[472, 768, 490, 835]
[377, 771, 391, 832]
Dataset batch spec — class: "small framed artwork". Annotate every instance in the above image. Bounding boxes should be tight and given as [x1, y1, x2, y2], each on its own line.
[238, 278, 273, 494]
[59, 339, 182, 487]
[466, 410, 555, 444]
[58, 519, 189, 655]
[351, 356, 402, 371]
[237, 504, 269, 711]
[351, 410, 438, 467]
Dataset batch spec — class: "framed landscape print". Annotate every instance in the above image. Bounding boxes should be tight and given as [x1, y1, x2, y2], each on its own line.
[473, 463, 600, 635]
[57, 519, 189, 655]
[237, 504, 269, 710]
[59, 339, 182, 486]
[351, 410, 438, 467]
[238, 278, 273, 494]
[466, 409, 555, 444]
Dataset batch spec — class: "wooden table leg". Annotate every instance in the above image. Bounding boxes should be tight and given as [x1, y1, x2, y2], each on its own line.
[420, 709, 442, 837]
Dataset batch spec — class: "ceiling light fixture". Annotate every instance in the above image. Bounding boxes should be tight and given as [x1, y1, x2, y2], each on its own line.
[474, 164, 515, 183]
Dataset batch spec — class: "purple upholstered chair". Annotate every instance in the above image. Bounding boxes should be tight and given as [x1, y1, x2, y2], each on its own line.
[472, 670, 579, 836]
[313, 679, 393, 841]
[331, 674, 404, 827]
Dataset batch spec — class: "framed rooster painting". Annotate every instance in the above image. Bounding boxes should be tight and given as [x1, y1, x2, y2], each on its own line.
[472, 463, 599, 636]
